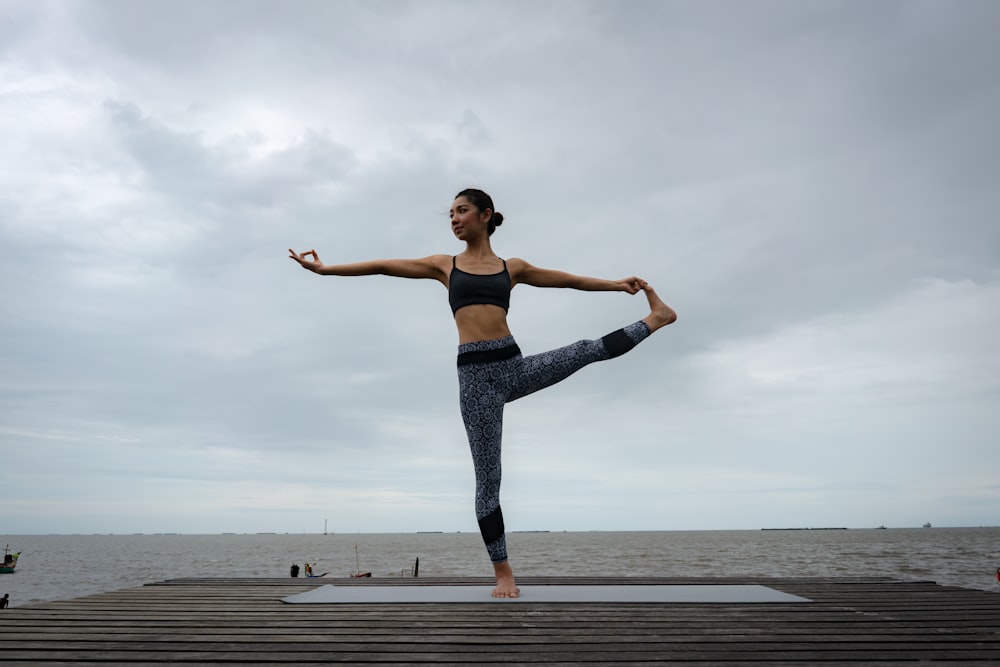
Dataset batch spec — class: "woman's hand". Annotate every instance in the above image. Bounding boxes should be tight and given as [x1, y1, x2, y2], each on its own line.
[616, 277, 647, 295]
[289, 248, 323, 273]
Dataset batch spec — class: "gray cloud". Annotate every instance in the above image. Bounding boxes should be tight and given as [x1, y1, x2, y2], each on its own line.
[1, 0, 998, 535]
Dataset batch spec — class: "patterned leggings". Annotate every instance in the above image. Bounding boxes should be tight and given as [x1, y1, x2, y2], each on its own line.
[456, 320, 651, 563]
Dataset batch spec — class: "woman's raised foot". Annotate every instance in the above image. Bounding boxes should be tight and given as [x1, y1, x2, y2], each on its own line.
[641, 282, 677, 332]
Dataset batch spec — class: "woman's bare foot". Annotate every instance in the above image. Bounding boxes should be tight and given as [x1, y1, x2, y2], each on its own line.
[640, 282, 677, 332]
[492, 561, 520, 598]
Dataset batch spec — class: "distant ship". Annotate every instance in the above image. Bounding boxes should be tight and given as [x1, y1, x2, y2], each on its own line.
[923, 522, 932, 528]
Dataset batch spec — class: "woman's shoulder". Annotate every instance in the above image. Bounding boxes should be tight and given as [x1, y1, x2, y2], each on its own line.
[505, 257, 540, 275]
[423, 254, 454, 269]
[504, 257, 531, 271]
[504, 257, 538, 285]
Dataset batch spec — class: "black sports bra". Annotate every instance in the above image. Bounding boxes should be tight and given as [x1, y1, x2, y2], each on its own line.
[448, 256, 512, 314]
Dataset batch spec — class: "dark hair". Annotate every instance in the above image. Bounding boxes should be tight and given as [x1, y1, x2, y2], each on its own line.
[455, 188, 504, 236]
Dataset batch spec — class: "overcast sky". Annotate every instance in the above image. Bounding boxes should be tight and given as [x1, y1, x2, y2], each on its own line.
[2, 0, 998, 536]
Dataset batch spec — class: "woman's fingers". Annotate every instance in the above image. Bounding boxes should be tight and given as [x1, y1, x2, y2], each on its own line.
[621, 276, 644, 294]
[288, 248, 320, 265]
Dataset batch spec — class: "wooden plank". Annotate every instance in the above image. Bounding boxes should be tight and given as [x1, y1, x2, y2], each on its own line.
[1, 576, 998, 664]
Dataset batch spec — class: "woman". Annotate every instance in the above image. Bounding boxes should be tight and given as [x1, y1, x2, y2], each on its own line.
[289, 188, 676, 597]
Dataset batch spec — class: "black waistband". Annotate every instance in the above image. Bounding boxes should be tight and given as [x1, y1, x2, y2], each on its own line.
[457, 344, 522, 367]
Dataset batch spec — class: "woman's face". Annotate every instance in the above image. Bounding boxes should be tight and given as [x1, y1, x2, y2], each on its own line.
[450, 196, 490, 240]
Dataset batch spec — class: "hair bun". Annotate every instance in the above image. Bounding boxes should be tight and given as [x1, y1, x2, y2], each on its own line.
[492, 211, 504, 227]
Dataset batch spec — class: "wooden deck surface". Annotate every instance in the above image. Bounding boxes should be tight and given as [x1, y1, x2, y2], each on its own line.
[1, 576, 999, 664]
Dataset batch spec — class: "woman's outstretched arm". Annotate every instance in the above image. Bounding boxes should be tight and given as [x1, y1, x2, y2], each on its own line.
[509, 258, 644, 294]
[289, 249, 450, 283]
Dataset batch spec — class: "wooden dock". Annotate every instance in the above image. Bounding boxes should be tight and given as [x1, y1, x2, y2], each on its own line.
[1, 576, 999, 664]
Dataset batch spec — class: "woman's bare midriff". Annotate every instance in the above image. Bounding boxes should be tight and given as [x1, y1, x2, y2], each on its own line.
[454, 304, 512, 344]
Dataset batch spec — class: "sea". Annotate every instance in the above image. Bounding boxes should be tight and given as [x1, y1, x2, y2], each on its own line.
[1, 528, 998, 607]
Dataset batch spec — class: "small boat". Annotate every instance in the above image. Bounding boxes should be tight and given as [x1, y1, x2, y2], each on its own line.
[302, 562, 329, 578]
[923, 522, 932, 528]
[1, 545, 19, 574]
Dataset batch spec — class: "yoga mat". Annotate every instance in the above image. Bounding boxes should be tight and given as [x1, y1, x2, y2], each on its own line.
[281, 584, 810, 604]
